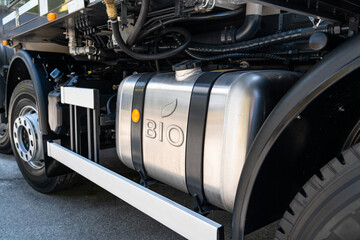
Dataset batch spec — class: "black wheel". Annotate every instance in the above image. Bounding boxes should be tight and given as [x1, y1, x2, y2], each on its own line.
[9, 80, 77, 193]
[0, 122, 11, 154]
[275, 144, 360, 240]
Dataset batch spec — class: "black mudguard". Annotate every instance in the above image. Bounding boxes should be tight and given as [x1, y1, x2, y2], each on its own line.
[0, 45, 14, 111]
[232, 34, 360, 239]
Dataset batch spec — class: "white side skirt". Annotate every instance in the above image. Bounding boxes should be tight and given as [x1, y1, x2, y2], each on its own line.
[47, 141, 223, 240]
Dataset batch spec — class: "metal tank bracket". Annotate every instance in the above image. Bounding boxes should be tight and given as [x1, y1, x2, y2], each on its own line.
[60, 86, 100, 162]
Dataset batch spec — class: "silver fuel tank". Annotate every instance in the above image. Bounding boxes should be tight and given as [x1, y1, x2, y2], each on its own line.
[116, 69, 299, 212]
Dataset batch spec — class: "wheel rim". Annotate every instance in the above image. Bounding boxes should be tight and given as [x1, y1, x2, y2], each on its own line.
[13, 106, 44, 170]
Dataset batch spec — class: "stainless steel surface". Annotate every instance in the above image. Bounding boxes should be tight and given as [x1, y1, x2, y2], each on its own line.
[175, 68, 202, 82]
[12, 106, 43, 169]
[117, 72, 201, 192]
[116, 70, 298, 212]
[116, 74, 139, 170]
[246, 2, 263, 15]
[60, 87, 98, 109]
[47, 141, 223, 240]
[204, 71, 276, 212]
[215, 0, 245, 10]
[143, 72, 200, 192]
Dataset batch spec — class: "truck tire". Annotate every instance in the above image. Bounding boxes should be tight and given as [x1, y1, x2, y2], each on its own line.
[274, 144, 360, 240]
[0, 123, 11, 154]
[9, 80, 77, 193]
[0, 72, 11, 154]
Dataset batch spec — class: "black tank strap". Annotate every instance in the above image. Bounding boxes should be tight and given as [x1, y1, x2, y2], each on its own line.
[131, 73, 155, 186]
[185, 71, 225, 213]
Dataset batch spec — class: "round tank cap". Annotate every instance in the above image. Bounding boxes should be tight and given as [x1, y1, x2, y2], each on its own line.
[172, 60, 201, 71]
[309, 32, 328, 51]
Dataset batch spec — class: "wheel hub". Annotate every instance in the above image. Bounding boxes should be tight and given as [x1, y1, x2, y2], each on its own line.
[13, 108, 44, 169]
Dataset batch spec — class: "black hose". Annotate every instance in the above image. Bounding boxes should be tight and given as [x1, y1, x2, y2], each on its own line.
[189, 7, 245, 20]
[137, 7, 245, 41]
[186, 50, 284, 61]
[235, 15, 262, 42]
[111, 19, 191, 60]
[188, 27, 328, 53]
[170, 29, 283, 61]
[143, 13, 175, 28]
[192, 14, 262, 45]
[126, 0, 150, 47]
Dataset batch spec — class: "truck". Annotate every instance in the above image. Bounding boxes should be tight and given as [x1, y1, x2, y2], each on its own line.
[0, 0, 360, 239]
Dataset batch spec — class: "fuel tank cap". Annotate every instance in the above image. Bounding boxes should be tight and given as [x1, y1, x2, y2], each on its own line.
[173, 60, 202, 81]
[172, 60, 201, 71]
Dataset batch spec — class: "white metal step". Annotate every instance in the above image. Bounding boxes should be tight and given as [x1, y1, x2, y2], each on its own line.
[47, 141, 223, 240]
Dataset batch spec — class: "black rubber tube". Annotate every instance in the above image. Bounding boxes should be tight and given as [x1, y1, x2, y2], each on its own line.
[111, 19, 191, 60]
[235, 14, 262, 42]
[191, 14, 262, 45]
[171, 30, 284, 61]
[126, 0, 150, 47]
[186, 50, 285, 61]
[188, 27, 328, 53]
[137, 7, 245, 42]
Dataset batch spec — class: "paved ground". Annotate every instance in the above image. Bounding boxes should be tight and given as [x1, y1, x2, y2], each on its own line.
[0, 148, 278, 240]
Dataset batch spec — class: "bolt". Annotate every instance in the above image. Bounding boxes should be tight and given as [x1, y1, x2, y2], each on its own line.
[338, 106, 345, 112]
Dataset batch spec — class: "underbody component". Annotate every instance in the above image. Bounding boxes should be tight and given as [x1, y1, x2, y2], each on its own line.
[116, 69, 299, 212]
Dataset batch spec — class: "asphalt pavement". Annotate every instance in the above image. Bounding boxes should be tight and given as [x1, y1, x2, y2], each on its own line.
[0, 148, 277, 240]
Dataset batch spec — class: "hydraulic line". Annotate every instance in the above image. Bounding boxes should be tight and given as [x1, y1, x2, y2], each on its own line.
[185, 50, 285, 61]
[171, 33, 284, 61]
[104, 0, 191, 60]
[126, 0, 150, 47]
[234, 3, 262, 42]
[112, 20, 191, 60]
[137, 7, 245, 42]
[188, 26, 329, 53]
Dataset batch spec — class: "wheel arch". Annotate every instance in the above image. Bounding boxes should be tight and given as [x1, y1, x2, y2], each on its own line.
[5, 50, 50, 133]
[232, 34, 360, 239]
[5, 50, 75, 134]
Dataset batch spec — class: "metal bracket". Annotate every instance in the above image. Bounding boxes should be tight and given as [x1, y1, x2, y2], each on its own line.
[60, 86, 100, 162]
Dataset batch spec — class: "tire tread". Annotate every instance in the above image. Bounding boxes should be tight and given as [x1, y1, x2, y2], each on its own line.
[274, 146, 360, 240]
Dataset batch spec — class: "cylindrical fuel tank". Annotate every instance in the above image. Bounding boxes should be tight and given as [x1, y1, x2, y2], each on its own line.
[116, 70, 299, 212]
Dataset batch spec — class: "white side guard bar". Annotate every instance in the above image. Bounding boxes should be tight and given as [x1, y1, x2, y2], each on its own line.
[47, 141, 224, 240]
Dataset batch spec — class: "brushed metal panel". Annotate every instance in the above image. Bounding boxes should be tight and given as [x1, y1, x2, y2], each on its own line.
[142, 72, 201, 192]
[203, 71, 298, 212]
[116, 74, 141, 169]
